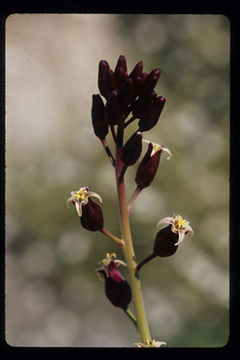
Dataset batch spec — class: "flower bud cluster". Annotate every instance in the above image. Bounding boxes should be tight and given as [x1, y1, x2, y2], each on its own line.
[92, 55, 166, 144]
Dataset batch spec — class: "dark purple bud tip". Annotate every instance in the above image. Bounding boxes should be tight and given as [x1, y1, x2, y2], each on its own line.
[91, 94, 108, 140]
[115, 55, 127, 74]
[80, 198, 104, 231]
[129, 61, 143, 79]
[153, 226, 179, 257]
[142, 68, 161, 94]
[98, 60, 110, 99]
[121, 131, 142, 166]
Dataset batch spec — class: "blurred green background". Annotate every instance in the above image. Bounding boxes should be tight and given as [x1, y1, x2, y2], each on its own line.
[6, 14, 229, 347]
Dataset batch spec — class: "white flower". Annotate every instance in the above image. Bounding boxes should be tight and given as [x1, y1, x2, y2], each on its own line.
[157, 213, 194, 246]
[143, 139, 172, 159]
[134, 339, 167, 348]
[66, 186, 102, 217]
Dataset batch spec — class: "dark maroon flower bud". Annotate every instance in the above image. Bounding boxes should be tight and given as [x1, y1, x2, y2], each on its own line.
[138, 96, 166, 131]
[106, 69, 117, 93]
[98, 60, 110, 99]
[105, 276, 132, 310]
[129, 61, 143, 79]
[141, 68, 161, 95]
[91, 94, 108, 140]
[114, 55, 128, 89]
[115, 55, 127, 74]
[153, 225, 179, 257]
[98, 60, 117, 99]
[121, 131, 142, 166]
[118, 78, 133, 109]
[135, 143, 160, 189]
[105, 90, 123, 125]
[132, 91, 157, 119]
[96, 253, 132, 311]
[80, 198, 104, 231]
[131, 75, 145, 100]
[136, 141, 172, 189]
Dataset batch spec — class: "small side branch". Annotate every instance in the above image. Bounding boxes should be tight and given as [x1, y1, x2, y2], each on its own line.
[118, 164, 128, 185]
[124, 115, 136, 129]
[101, 228, 124, 247]
[101, 139, 115, 167]
[135, 253, 157, 274]
[127, 187, 142, 214]
[124, 308, 138, 329]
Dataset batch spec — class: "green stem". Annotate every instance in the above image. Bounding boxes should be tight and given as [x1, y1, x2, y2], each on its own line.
[124, 308, 138, 329]
[115, 146, 151, 343]
[101, 228, 124, 247]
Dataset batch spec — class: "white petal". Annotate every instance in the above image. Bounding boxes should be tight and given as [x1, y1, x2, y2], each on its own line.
[185, 225, 194, 237]
[157, 216, 174, 227]
[153, 341, 167, 347]
[162, 146, 172, 160]
[88, 191, 103, 203]
[142, 139, 150, 146]
[174, 230, 185, 246]
[66, 195, 75, 208]
[75, 201, 83, 217]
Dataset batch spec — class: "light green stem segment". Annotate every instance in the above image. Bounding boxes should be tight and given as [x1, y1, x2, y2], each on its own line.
[125, 308, 138, 329]
[115, 147, 151, 343]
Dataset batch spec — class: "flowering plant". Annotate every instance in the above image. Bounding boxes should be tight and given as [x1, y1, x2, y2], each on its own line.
[67, 55, 193, 347]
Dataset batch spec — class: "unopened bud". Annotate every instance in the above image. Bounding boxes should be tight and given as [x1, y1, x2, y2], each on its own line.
[91, 94, 108, 140]
[129, 61, 143, 79]
[118, 78, 133, 109]
[121, 131, 142, 166]
[98, 60, 116, 99]
[114, 55, 128, 89]
[135, 142, 161, 189]
[142, 68, 161, 95]
[105, 91, 123, 125]
[138, 96, 166, 132]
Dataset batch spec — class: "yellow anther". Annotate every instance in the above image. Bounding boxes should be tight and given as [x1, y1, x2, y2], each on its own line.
[174, 215, 187, 229]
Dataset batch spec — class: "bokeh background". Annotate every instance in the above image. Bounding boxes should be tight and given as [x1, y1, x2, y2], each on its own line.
[6, 14, 229, 347]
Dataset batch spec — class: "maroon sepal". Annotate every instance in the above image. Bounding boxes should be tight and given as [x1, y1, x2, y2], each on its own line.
[135, 143, 161, 189]
[80, 198, 104, 231]
[153, 226, 179, 257]
[105, 277, 132, 310]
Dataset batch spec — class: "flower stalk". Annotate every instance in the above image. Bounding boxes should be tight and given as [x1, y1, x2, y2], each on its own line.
[115, 145, 151, 343]
[67, 55, 193, 347]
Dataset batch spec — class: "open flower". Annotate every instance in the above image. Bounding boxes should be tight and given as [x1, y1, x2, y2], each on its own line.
[135, 140, 171, 189]
[96, 253, 132, 311]
[66, 186, 102, 217]
[134, 339, 166, 348]
[66, 186, 104, 231]
[157, 213, 193, 246]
